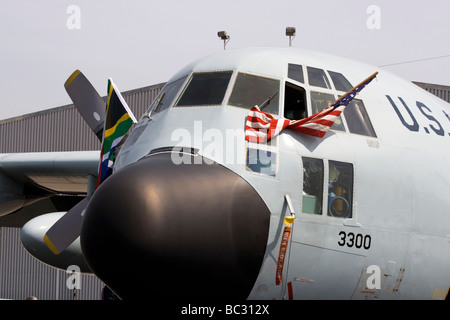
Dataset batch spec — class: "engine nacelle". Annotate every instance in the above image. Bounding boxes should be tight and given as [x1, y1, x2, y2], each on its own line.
[20, 212, 91, 273]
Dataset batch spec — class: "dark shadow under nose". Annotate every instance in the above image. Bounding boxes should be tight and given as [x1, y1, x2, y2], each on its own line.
[80, 151, 270, 300]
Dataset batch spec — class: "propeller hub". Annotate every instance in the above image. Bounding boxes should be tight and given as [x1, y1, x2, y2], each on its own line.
[80, 151, 270, 299]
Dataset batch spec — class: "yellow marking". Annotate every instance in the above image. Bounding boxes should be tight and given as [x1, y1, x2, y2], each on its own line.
[104, 113, 130, 137]
[43, 234, 60, 255]
[432, 288, 447, 300]
[284, 216, 295, 227]
[64, 69, 81, 88]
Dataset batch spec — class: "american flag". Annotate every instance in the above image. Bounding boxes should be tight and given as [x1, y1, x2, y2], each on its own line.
[245, 72, 378, 142]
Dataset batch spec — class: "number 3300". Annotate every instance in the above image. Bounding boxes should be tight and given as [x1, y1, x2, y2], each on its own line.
[338, 231, 371, 250]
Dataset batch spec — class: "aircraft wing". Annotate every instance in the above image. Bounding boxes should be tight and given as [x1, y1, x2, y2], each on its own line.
[1, 70, 137, 257]
[0, 151, 99, 227]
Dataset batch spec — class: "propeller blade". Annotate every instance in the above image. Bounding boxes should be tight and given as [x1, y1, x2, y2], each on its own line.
[43, 196, 90, 255]
[44, 76, 137, 255]
[65, 70, 105, 141]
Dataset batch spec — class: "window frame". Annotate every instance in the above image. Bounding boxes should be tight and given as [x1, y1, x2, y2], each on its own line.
[300, 158, 354, 220]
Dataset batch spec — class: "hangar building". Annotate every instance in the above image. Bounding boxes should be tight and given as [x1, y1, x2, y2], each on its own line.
[0, 82, 164, 299]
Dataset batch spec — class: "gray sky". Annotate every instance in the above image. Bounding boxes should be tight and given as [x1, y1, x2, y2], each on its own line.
[1, 0, 450, 120]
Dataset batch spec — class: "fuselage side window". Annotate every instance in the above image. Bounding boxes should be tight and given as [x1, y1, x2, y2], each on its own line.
[176, 72, 232, 107]
[310, 91, 345, 131]
[284, 82, 306, 120]
[328, 161, 353, 218]
[343, 99, 377, 137]
[302, 157, 324, 215]
[246, 148, 277, 177]
[228, 73, 280, 115]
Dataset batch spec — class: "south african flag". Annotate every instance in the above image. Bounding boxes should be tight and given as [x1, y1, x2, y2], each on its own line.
[96, 79, 137, 187]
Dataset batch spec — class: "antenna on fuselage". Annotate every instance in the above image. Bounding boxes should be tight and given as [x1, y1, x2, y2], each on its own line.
[286, 27, 296, 47]
[217, 31, 230, 50]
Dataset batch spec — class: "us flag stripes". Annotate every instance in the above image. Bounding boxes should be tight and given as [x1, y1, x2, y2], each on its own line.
[245, 72, 378, 142]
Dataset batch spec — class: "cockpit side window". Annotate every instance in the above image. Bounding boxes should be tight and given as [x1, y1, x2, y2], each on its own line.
[176, 72, 232, 107]
[343, 99, 377, 137]
[228, 73, 280, 115]
[328, 71, 353, 92]
[307, 67, 331, 89]
[285, 64, 377, 138]
[310, 91, 345, 131]
[151, 76, 187, 114]
[284, 82, 306, 120]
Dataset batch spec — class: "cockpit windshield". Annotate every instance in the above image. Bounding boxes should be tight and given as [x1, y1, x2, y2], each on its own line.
[175, 72, 232, 107]
[228, 73, 280, 115]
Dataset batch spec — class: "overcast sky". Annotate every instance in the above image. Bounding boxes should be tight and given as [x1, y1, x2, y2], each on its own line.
[1, 0, 450, 120]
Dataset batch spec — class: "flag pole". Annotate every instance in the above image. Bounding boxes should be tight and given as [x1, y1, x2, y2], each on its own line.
[330, 71, 378, 106]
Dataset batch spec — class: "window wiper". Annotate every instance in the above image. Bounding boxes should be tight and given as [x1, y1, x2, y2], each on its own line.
[259, 91, 279, 110]
[143, 92, 165, 120]
[153, 92, 165, 113]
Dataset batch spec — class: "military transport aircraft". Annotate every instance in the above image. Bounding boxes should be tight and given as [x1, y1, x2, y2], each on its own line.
[1, 47, 450, 300]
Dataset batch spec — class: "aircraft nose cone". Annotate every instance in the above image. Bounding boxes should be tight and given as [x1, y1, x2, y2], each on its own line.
[80, 151, 270, 299]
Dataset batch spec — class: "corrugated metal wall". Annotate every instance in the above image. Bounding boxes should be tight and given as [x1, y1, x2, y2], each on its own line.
[0, 106, 97, 153]
[0, 82, 164, 299]
[0, 83, 164, 153]
[414, 81, 450, 103]
[0, 228, 103, 300]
